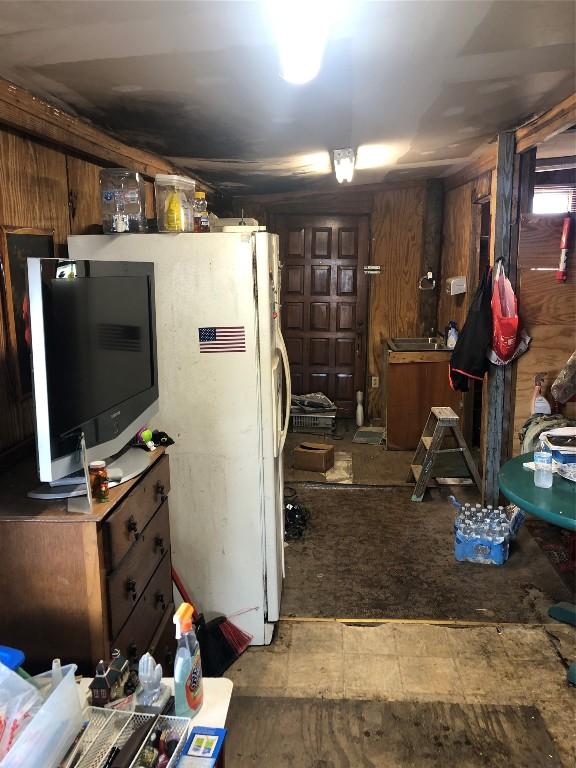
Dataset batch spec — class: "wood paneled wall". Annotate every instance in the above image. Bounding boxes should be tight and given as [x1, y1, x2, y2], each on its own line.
[368, 185, 427, 418]
[437, 182, 477, 333]
[512, 213, 576, 453]
[437, 171, 492, 334]
[0, 131, 156, 457]
[0, 130, 70, 455]
[239, 182, 437, 421]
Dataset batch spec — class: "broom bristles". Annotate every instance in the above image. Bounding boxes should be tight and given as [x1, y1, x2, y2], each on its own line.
[219, 618, 252, 656]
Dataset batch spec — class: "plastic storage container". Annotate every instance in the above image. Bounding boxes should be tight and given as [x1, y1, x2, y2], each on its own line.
[99, 169, 147, 234]
[155, 174, 196, 233]
[0, 663, 82, 768]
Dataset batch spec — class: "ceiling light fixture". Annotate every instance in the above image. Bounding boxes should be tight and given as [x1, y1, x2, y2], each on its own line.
[333, 148, 355, 183]
[263, 0, 348, 85]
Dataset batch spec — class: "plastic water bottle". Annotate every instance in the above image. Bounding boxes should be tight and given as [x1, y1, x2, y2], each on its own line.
[534, 437, 553, 488]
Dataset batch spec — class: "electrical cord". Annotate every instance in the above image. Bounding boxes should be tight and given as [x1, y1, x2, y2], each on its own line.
[284, 489, 311, 541]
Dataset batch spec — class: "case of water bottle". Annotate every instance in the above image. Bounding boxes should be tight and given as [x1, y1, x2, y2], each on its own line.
[452, 500, 524, 566]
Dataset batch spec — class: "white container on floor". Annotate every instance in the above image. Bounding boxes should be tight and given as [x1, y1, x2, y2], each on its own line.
[356, 391, 364, 427]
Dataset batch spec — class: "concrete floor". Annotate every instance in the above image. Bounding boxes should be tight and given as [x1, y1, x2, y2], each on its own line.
[285, 421, 413, 486]
[228, 620, 576, 766]
[285, 420, 476, 486]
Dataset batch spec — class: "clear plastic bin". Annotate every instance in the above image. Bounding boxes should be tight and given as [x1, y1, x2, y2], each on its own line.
[155, 174, 196, 233]
[100, 168, 147, 234]
[0, 664, 82, 768]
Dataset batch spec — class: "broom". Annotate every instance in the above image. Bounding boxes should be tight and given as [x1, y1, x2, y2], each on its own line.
[171, 566, 252, 676]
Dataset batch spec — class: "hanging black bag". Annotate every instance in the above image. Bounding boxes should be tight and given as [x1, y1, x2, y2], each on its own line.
[449, 267, 493, 392]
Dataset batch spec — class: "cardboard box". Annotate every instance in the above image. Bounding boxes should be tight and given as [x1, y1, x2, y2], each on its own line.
[293, 442, 335, 472]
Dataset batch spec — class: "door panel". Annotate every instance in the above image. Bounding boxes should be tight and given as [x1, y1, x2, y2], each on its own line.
[310, 302, 330, 330]
[285, 303, 304, 329]
[278, 214, 369, 417]
[311, 265, 331, 295]
[285, 265, 304, 293]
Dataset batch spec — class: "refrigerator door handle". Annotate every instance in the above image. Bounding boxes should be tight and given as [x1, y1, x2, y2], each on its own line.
[277, 328, 292, 455]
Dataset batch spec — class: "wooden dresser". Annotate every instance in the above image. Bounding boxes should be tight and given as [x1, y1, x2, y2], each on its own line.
[0, 449, 175, 675]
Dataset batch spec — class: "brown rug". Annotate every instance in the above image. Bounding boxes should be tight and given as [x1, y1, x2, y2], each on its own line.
[282, 486, 573, 622]
[226, 697, 563, 767]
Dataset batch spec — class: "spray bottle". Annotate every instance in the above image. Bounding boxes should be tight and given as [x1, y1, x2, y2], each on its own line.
[173, 603, 203, 717]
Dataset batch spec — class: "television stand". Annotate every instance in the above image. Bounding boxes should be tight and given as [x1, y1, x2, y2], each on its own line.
[28, 446, 154, 500]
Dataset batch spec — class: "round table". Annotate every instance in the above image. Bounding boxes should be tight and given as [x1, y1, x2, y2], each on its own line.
[498, 452, 576, 532]
[499, 452, 576, 684]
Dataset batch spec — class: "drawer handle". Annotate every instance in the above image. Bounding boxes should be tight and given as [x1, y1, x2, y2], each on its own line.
[156, 482, 168, 502]
[126, 515, 140, 541]
[155, 591, 166, 611]
[126, 577, 138, 602]
[154, 535, 166, 556]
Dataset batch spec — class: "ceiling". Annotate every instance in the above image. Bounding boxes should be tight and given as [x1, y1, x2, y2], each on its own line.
[0, 0, 574, 194]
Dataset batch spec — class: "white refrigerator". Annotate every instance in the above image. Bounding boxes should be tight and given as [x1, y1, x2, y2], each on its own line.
[68, 232, 291, 645]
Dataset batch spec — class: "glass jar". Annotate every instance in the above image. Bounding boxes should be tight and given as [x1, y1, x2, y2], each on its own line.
[193, 191, 210, 232]
[89, 460, 109, 502]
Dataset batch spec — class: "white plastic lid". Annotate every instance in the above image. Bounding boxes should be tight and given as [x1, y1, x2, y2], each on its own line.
[89, 460, 106, 469]
[155, 174, 196, 188]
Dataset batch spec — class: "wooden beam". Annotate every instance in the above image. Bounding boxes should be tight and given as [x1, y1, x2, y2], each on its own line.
[234, 178, 426, 211]
[484, 131, 516, 506]
[515, 92, 576, 155]
[443, 93, 576, 192]
[0, 79, 176, 176]
[535, 155, 576, 171]
[0, 77, 215, 192]
[503, 148, 536, 460]
[534, 168, 576, 187]
[443, 147, 497, 191]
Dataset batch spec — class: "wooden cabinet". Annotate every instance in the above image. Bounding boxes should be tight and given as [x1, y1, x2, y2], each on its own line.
[0, 449, 174, 674]
[383, 348, 462, 450]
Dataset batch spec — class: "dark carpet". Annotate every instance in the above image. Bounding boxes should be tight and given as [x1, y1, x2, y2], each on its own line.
[282, 487, 573, 622]
[226, 697, 562, 767]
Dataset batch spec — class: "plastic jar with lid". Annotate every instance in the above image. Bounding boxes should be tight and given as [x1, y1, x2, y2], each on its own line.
[155, 174, 196, 233]
[100, 169, 147, 234]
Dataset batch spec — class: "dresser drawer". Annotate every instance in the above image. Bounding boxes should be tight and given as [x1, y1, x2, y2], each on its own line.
[149, 604, 176, 677]
[107, 501, 171, 638]
[105, 454, 170, 569]
[111, 553, 172, 664]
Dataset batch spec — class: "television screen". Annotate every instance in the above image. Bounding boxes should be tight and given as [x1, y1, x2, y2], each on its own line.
[46, 275, 153, 453]
[28, 258, 158, 482]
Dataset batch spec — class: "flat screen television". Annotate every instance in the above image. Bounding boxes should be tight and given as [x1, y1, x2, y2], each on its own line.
[27, 258, 159, 485]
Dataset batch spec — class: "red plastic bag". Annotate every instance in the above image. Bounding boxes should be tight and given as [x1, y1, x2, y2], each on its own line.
[491, 261, 518, 362]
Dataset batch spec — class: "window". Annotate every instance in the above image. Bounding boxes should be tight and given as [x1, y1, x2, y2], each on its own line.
[533, 187, 575, 214]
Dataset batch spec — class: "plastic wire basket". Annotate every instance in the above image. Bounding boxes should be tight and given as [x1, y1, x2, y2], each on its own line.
[63, 708, 190, 768]
[291, 413, 336, 433]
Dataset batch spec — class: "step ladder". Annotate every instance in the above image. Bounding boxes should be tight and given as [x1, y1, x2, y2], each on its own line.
[408, 406, 482, 502]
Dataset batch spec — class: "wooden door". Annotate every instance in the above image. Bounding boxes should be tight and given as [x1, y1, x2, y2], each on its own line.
[276, 214, 369, 417]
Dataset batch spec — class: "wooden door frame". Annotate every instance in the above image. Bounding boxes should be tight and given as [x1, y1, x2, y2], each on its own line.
[271, 212, 371, 416]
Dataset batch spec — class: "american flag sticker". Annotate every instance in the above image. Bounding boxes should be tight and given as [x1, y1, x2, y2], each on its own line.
[198, 326, 246, 353]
